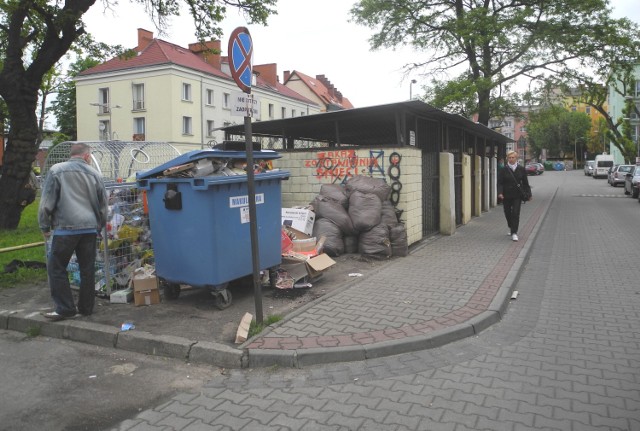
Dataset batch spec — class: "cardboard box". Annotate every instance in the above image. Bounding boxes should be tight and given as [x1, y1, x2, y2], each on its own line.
[282, 208, 315, 236]
[305, 253, 336, 278]
[134, 289, 160, 306]
[110, 288, 133, 304]
[133, 275, 158, 292]
[280, 253, 336, 284]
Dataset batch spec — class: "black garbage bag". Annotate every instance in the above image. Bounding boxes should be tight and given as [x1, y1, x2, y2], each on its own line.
[312, 217, 344, 257]
[312, 195, 356, 236]
[348, 191, 382, 232]
[389, 223, 409, 257]
[358, 223, 391, 259]
[319, 184, 348, 208]
[345, 175, 391, 202]
[380, 200, 398, 226]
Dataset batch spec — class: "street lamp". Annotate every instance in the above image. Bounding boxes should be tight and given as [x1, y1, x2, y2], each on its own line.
[409, 79, 417, 100]
[90, 102, 121, 140]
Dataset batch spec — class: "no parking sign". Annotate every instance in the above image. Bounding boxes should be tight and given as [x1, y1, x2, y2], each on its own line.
[228, 27, 253, 94]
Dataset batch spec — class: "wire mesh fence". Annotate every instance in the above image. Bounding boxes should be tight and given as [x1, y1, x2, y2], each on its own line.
[42, 141, 183, 295]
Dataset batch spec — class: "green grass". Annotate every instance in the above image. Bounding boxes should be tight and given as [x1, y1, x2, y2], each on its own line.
[248, 314, 283, 338]
[0, 198, 48, 289]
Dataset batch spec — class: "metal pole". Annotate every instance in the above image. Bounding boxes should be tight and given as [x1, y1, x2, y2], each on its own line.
[244, 95, 263, 324]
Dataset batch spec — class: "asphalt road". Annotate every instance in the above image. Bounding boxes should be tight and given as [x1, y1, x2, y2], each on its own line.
[2, 170, 639, 430]
[0, 329, 222, 431]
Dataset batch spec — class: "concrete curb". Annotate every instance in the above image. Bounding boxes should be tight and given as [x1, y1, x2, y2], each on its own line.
[247, 192, 556, 368]
[2, 193, 555, 369]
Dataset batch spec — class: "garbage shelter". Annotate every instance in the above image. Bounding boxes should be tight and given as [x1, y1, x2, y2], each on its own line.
[136, 149, 290, 309]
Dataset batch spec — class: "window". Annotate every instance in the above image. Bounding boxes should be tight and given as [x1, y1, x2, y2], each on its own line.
[268, 104, 274, 119]
[571, 105, 577, 112]
[292, 109, 296, 117]
[207, 120, 215, 137]
[98, 88, 110, 113]
[132, 83, 145, 110]
[585, 106, 591, 114]
[281, 107, 286, 119]
[206, 89, 214, 106]
[183, 116, 192, 135]
[635, 80, 640, 97]
[182, 83, 192, 101]
[223, 93, 230, 109]
[133, 117, 145, 134]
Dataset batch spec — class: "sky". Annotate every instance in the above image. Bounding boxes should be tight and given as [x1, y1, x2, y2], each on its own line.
[83, 0, 640, 109]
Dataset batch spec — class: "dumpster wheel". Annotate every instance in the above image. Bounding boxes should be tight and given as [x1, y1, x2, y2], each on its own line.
[160, 279, 181, 300]
[212, 287, 232, 310]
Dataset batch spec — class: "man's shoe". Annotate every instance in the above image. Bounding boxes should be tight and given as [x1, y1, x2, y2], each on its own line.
[42, 311, 77, 321]
[511, 234, 519, 242]
[507, 231, 512, 236]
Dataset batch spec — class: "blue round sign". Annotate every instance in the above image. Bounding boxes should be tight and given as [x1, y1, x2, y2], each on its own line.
[228, 27, 253, 94]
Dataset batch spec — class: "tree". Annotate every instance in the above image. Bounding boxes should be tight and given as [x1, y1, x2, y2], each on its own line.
[0, 0, 277, 230]
[527, 106, 591, 160]
[350, 0, 640, 125]
[51, 42, 122, 142]
[554, 65, 640, 163]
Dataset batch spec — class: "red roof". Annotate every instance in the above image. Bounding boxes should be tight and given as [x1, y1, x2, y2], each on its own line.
[285, 70, 353, 110]
[80, 38, 317, 105]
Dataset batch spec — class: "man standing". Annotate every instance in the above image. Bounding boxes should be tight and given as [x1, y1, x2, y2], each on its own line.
[38, 143, 107, 321]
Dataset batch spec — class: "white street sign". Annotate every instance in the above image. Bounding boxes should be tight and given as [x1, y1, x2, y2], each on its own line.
[231, 92, 260, 117]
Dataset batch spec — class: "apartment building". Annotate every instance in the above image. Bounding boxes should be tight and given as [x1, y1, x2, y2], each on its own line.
[75, 29, 323, 147]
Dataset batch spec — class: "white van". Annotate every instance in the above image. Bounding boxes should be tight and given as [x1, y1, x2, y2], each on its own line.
[593, 154, 614, 179]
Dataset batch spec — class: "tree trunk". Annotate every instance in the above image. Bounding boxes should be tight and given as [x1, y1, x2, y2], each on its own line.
[0, 94, 40, 230]
[476, 88, 491, 126]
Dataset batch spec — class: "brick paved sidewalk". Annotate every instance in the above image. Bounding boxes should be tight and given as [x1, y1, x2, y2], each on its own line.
[244, 195, 549, 367]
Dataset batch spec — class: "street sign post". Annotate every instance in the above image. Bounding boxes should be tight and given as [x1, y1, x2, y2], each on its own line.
[228, 27, 264, 323]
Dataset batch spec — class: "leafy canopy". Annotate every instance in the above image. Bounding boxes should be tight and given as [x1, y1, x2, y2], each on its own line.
[350, 0, 640, 125]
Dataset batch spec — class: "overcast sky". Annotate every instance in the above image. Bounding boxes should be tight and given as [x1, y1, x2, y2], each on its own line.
[83, 0, 640, 108]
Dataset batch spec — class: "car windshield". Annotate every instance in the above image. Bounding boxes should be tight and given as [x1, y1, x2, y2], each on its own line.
[619, 166, 633, 173]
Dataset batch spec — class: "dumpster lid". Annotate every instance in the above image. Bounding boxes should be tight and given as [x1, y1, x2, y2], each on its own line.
[136, 149, 282, 180]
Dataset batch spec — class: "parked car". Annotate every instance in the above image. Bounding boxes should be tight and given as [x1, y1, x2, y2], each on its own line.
[584, 160, 595, 176]
[534, 163, 544, 174]
[608, 164, 634, 187]
[623, 165, 640, 198]
[525, 164, 538, 175]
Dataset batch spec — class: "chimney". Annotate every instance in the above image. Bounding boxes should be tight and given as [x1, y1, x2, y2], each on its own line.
[188, 40, 222, 69]
[137, 28, 154, 51]
[283, 70, 292, 83]
[253, 64, 278, 87]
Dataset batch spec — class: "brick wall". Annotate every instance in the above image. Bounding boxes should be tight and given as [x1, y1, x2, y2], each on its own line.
[275, 147, 424, 245]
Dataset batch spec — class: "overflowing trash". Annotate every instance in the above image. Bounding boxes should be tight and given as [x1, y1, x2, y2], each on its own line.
[136, 149, 281, 180]
[94, 183, 154, 297]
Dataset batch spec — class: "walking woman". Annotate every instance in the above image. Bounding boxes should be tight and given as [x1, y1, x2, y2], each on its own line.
[497, 151, 532, 242]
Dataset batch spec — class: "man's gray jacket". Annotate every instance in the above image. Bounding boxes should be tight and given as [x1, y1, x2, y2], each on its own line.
[38, 157, 108, 234]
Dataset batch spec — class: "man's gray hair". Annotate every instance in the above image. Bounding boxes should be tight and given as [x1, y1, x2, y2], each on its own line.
[70, 143, 91, 157]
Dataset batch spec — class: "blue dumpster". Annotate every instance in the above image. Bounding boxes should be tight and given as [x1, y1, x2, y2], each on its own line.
[137, 150, 289, 309]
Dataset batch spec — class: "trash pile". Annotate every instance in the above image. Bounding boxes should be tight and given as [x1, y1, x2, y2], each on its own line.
[139, 153, 279, 179]
[311, 176, 408, 259]
[94, 185, 154, 297]
[275, 176, 408, 290]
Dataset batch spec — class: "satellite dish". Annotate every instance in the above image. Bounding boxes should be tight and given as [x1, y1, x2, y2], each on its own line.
[99, 123, 106, 131]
